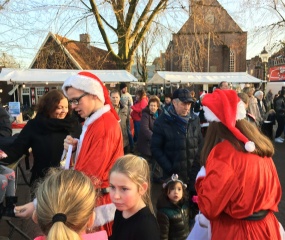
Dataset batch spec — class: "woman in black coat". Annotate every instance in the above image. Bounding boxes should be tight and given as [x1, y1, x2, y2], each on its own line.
[1, 90, 81, 186]
[137, 96, 162, 161]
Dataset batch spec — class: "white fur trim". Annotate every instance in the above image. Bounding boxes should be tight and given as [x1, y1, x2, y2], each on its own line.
[203, 106, 220, 122]
[279, 222, 285, 240]
[245, 141, 255, 152]
[62, 74, 104, 103]
[75, 105, 111, 163]
[94, 203, 116, 226]
[198, 213, 210, 228]
[204, 101, 246, 122]
[196, 166, 206, 180]
[236, 101, 246, 120]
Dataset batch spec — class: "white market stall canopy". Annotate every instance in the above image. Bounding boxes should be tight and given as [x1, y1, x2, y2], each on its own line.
[0, 68, 138, 85]
[148, 71, 263, 85]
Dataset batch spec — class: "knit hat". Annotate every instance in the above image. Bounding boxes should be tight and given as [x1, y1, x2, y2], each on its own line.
[62, 71, 120, 121]
[202, 89, 255, 152]
[162, 174, 187, 189]
[120, 82, 127, 90]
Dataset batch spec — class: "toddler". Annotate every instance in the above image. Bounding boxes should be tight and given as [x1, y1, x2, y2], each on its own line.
[156, 174, 191, 240]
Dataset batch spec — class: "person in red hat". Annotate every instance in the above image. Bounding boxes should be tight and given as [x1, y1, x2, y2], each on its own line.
[61, 72, 124, 236]
[14, 72, 124, 237]
[194, 89, 283, 239]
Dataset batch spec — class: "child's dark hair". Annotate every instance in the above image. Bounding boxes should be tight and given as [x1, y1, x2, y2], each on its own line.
[162, 174, 188, 203]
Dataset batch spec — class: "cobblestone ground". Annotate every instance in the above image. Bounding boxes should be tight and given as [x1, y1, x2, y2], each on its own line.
[1, 141, 285, 239]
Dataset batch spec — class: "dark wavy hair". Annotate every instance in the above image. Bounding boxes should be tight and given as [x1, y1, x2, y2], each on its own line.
[35, 90, 71, 118]
[135, 89, 146, 101]
[162, 180, 188, 204]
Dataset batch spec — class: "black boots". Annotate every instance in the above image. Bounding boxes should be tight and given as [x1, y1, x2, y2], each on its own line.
[0, 196, 17, 218]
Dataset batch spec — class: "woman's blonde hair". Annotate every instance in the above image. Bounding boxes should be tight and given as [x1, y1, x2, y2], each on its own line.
[35, 169, 96, 240]
[109, 154, 154, 214]
[200, 120, 274, 166]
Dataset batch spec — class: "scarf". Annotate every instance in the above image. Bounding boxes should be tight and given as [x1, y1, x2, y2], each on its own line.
[33, 113, 79, 136]
[165, 104, 191, 134]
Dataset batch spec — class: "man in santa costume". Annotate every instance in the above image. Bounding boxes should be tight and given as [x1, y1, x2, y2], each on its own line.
[14, 72, 123, 237]
[188, 89, 284, 240]
[62, 72, 124, 236]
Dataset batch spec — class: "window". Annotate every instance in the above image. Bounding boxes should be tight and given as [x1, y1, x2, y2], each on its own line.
[36, 87, 45, 96]
[229, 50, 235, 72]
[182, 53, 190, 72]
[22, 88, 30, 94]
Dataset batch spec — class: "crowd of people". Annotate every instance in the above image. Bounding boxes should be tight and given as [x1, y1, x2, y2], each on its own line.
[0, 75, 284, 240]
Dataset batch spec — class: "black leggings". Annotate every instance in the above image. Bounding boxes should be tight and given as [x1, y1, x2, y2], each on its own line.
[275, 115, 285, 138]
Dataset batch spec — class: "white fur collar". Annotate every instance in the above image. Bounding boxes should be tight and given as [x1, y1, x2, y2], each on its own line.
[84, 104, 111, 127]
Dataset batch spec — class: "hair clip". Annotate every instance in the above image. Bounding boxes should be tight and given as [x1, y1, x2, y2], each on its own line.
[162, 174, 187, 189]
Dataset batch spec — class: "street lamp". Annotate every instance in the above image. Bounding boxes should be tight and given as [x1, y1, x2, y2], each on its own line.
[260, 47, 269, 81]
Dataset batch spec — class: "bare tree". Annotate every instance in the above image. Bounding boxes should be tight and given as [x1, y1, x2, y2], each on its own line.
[0, 52, 21, 68]
[84, 0, 178, 70]
[239, 0, 285, 54]
[0, 0, 189, 70]
[0, 0, 9, 10]
[135, 26, 164, 82]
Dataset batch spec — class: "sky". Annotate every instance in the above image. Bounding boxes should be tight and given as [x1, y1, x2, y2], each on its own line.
[0, 0, 284, 68]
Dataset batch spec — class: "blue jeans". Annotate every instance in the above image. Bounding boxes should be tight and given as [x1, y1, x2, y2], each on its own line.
[127, 121, 134, 150]
[133, 121, 141, 143]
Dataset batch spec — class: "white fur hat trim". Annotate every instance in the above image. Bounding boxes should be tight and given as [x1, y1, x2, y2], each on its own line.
[62, 74, 105, 103]
[203, 100, 246, 122]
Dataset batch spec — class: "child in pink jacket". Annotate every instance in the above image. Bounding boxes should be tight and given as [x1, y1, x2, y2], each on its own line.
[33, 169, 108, 240]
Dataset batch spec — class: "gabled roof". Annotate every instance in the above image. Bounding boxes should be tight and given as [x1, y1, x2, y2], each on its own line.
[29, 32, 116, 69]
[178, 0, 244, 34]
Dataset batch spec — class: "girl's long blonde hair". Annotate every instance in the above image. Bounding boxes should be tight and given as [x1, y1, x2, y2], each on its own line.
[109, 154, 154, 214]
[35, 169, 96, 240]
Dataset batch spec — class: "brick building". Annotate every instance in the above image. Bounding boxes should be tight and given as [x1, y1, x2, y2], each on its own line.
[18, 32, 118, 107]
[30, 32, 117, 70]
[165, 0, 247, 73]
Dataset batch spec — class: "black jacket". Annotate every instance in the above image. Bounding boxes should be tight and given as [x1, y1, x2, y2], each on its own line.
[137, 107, 162, 157]
[151, 110, 203, 192]
[0, 106, 12, 137]
[2, 113, 81, 184]
[156, 195, 190, 240]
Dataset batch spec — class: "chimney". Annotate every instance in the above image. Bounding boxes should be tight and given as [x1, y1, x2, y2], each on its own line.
[80, 33, 90, 47]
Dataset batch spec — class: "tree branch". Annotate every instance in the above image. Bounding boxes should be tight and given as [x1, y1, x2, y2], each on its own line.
[129, 0, 168, 57]
[88, 0, 120, 61]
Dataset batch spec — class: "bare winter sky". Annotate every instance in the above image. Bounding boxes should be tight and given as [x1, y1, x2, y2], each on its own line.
[0, 0, 284, 68]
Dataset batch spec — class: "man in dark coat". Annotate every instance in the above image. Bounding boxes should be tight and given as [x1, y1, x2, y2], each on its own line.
[0, 106, 17, 149]
[151, 88, 203, 196]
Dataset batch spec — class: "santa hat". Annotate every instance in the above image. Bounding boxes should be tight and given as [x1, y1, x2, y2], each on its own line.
[202, 89, 255, 152]
[62, 71, 120, 121]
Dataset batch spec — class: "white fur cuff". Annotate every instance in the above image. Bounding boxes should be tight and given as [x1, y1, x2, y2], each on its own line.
[196, 166, 206, 180]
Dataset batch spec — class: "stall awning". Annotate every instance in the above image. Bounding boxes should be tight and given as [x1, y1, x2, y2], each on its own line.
[147, 71, 264, 85]
[0, 68, 138, 84]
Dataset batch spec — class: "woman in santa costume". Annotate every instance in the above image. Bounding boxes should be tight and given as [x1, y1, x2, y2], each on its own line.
[193, 89, 284, 239]
[61, 72, 124, 236]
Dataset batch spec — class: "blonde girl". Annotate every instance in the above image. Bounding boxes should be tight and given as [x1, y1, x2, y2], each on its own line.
[32, 169, 107, 240]
[109, 154, 159, 240]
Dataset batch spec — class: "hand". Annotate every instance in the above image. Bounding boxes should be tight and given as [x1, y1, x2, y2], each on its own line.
[14, 202, 35, 219]
[64, 135, 78, 152]
[0, 149, 7, 159]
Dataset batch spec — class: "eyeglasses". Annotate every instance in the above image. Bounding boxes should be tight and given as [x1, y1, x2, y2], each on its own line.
[68, 93, 89, 105]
